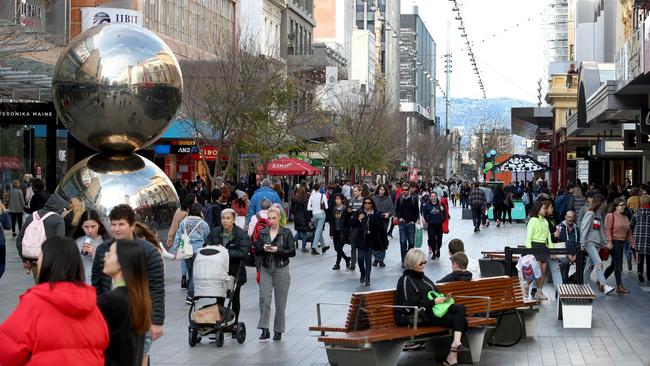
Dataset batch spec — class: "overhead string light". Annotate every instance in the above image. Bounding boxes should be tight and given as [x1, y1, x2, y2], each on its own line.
[451, 1, 485, 98]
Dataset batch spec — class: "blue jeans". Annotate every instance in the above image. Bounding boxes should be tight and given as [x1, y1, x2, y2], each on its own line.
[584, 243, 607, 285]
[357, 247, 373, 281]
[294, 231, 308, 249]
[313, 212, 327, 249]
[185, 254, 197, 298]
[399, 222, 416, 264]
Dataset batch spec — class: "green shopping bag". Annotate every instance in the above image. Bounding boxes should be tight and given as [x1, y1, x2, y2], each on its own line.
[427, 291, 455, 318]
[415, 224, 424, 248]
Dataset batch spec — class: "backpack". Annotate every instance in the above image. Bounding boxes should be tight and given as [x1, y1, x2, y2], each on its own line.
[21, 211, 56, 259]
[202, 204, 222, 230]
[247, 213, 270, 267]
[177, 221, 201, 260]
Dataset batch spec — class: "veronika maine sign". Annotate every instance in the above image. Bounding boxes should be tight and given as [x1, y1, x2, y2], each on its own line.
[81, 7, 143, 31]
[0, 102, 57, 125]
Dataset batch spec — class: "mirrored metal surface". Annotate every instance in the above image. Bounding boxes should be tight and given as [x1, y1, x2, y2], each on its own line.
[56, 154, 179, 230]
[52, 23, 183, 153]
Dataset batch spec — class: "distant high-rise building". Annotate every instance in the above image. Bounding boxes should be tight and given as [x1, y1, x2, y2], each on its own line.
[544, 0, 570, 62]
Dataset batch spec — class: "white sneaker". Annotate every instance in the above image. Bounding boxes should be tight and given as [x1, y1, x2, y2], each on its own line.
[603, 284, 615, 295]
[533, 290, 548, 301]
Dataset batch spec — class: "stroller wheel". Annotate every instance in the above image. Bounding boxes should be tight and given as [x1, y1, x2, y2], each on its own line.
[215, 329, 224, 348]
[188, 327, 199, 347]
[235, 322, 246, 344]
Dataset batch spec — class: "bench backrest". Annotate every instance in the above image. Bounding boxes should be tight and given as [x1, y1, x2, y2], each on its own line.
[354, 276, 526, 330]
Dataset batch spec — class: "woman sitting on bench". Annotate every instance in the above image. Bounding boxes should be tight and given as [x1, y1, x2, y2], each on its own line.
[395, 249, 467, 366]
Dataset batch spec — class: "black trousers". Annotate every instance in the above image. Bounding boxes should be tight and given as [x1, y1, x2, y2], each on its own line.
[493, 204, 503, 222]
[333, 230, 349, 266]
[604, 240, 625, 286]
[471, 205, 482, 229]
[217, 284, 242, 322]
[420, 304, 468, 333]
[427, 223, 443, 253]
[503, 207, 513, 223]
[639, 253, 650, 274]
[10, 213, 22, 233]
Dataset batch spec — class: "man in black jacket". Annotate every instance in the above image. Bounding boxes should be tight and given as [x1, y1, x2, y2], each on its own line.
[396, 182, 420, 266]
[437, 252, 473, 283]
[91, 204, 165, 353]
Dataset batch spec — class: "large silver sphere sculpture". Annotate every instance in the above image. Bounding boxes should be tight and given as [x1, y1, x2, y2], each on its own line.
[56, 154, 178, 230]
[53, 23, 181, 230]
[52, 23, 183, 154]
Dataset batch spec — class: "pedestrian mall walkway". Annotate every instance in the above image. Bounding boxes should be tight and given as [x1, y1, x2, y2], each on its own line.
[2, 205, 650, 365]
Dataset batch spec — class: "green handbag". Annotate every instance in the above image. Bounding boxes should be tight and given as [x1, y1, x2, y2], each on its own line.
[427, 290, 455, 318]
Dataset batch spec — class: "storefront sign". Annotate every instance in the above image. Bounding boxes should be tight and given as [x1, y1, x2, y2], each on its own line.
[170, 145, 220, 160]
[81, 7, 143, 31]
[0, 102, 57, 125]
[576, 160, 589, 183]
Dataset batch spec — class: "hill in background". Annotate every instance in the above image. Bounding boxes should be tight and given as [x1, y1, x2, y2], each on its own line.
[435, 97, 536, 139]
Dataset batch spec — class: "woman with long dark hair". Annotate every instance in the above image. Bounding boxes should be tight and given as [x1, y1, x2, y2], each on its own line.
[351, 198, 388, 286]
[73, 210, 110, 282]
[99, 239, 152, 366]
[291, 187, 311, 252]
[604, 197, 636, 293]
[0, 236, 109, 365]
[371, 184, 394, 267]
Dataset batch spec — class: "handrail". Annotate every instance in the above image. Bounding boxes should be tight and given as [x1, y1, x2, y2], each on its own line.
[315, 302, 352, 336]
[453, 295, 492, 319]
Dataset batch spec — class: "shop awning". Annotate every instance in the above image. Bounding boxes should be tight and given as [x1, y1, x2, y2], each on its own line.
[510, 107, 554, 139]
[259, 157, 320, 176]
[0, 156, 23, 170]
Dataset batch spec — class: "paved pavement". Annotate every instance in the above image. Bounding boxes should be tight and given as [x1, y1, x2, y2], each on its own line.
[2, 205, 650, 365]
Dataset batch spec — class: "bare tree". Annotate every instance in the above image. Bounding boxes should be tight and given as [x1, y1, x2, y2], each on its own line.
[410, 130, 453, 180]
[469, 115, 513, 174]
[319, 90, 404, 182]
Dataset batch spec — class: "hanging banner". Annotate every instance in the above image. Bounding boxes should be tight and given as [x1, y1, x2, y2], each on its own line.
[81, 7, 143, 31]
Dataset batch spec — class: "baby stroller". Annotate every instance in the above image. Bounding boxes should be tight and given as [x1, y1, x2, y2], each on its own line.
[188, 245, 246, 347]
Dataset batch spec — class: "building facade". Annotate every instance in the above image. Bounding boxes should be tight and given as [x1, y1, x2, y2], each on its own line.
[313, 0, 354, 78]
[239, 0, 284, 58]
[281, 0, 315, 57]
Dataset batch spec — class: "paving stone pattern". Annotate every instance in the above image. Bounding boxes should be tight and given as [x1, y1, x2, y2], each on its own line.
[2, 205, 650, 365]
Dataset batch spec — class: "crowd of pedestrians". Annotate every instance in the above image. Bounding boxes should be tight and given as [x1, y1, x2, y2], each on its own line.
[3, 171, 650, 365]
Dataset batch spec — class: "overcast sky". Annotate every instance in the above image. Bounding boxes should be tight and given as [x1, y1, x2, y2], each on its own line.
[411, 0, 546, 102]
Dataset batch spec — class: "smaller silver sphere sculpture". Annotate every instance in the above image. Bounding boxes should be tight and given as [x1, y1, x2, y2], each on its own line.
[56, 154, 178, 230]
[52, 23, 183, 154]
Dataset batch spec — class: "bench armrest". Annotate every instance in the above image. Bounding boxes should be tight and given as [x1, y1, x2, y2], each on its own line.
[315, 302, 350, 334]
[370, 305, 423, 330]
[453, 295, 491, 318]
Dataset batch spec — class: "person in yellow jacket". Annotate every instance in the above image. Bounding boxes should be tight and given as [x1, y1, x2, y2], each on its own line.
[525, 200, 558, 301]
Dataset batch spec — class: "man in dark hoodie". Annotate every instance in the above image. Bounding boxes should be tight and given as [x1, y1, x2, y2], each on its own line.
[16, 193, 67, 279]
[438, 252, 473, 283]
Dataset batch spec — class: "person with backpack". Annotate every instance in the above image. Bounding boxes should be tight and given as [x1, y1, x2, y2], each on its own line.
[248, 198, 272, 238]
[24, 178, 49, 214]
[170, 203, 211, 305]
[16, 192, 67, 280]
[206, 208, 251, 323]
[307, 182, 330, 255]
[255, 206, 296, 341]
[167, 193, 197, 289]
[201, 198, 222, 232]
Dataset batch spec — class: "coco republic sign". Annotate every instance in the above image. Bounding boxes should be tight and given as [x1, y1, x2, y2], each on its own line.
[80, 7, 142, 32]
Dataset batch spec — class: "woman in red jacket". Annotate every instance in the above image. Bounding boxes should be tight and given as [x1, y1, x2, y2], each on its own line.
[0, 236, 109, 366]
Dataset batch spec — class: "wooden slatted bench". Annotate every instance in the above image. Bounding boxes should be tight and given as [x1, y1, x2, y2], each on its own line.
[556, 284, 596, 329]
[312, 276, 537, 366]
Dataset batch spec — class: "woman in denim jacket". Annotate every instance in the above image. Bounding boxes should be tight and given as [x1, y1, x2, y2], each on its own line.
[170, 202, 210, 305]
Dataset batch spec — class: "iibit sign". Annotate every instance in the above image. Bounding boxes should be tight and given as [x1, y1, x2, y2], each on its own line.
[80, 7, 143, 31]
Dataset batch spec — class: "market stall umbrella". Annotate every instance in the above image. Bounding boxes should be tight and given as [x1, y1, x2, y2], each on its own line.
[286, 158, 321, 176]
[259, 157, 320, 176]
[495, 154, 551, 172]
